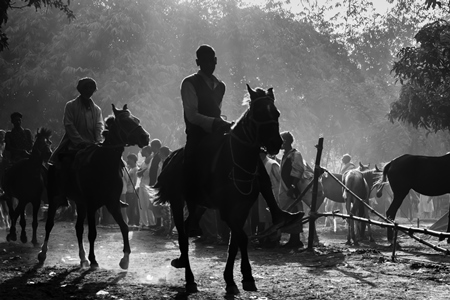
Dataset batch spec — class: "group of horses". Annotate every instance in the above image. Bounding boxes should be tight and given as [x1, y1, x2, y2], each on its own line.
[1, 85, 449, 296]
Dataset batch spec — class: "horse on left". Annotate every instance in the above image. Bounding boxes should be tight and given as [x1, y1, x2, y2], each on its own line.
[1, 127, 53, 246]
[38, 104, 150, 269]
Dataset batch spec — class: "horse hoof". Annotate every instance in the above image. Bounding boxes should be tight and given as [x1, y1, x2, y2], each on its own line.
[242, 280, 257, 291]
[7, 233, 17, 242]
[171, 258, 187, 269]
[80, 260, 90, 268]
[225, 284, 240, 295]
[186, 282, 198, 293]
[37, 252, 46, 263]
[90, 262, 99, 269]
[119, 257, 129, 270]
[20, 235, 28, 244]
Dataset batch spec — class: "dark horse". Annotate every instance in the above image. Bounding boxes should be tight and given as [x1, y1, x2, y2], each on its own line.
[1, 128, 52, 246]
[377, 153, 450, 243]
[38, 105, 150, 269]
[155, 85, 283, 295]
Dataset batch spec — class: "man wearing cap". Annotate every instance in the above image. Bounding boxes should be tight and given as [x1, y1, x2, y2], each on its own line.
[3, 112, 33, 167]
[50, 77, 109, 207]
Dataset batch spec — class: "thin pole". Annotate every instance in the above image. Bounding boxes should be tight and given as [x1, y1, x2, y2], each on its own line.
[307, 137, 324, 250]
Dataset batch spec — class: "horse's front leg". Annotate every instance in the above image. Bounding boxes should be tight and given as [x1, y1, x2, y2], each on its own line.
[19, 209, 27, 244]
[345, 200, 352, 245]
[38, 199, 58, 264]
[31, 199, 40, 246]
[75, 206, 89, 268]
[87, 209, 99, 269]
[6, 198, 22, 242]
[224, 232, 240, 295]
[237, 229, 257, 292]
[108, 205, 130, 269]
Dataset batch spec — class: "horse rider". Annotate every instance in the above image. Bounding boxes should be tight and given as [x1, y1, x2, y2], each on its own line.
[180, 44, 299, 236]
[50, 77, 127, 208]
[3, 112, 33, 168]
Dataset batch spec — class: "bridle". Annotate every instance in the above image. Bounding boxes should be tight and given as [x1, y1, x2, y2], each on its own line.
[228, 95, 279, 195]
[112, 113, 143, 147]
[229, 96, 279, 147]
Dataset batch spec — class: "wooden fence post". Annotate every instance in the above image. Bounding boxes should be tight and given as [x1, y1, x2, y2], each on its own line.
[307, 137, 324, 250]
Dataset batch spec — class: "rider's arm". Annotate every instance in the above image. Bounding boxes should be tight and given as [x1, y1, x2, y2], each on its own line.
[181, 79, 216, 133]
[93, 104, 104, 143]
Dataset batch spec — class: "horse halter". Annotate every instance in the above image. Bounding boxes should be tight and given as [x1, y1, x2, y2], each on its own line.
[114, 113, 143, 147]
[230, 96, 279, 147]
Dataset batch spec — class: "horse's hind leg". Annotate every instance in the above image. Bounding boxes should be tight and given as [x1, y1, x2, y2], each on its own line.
[108, 205, 130, 270]
[171, 200, 197, 293]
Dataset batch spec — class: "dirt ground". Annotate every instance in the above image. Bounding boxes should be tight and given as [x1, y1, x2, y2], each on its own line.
[1, 216, 450, 300]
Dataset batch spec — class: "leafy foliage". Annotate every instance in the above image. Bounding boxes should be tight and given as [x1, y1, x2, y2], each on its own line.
[0, 0, 74, 51]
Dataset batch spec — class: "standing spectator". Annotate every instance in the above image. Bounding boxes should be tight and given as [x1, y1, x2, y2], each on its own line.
[154, 146, 173, 236]
[148, 139, 162, 229]
[137, 146, 155, 227]
[0, 129, 10, 228]
[255, 151, 281, 247]
[418, 194, 434, 219]
[125, 153, 139, 226]
[340, 154, 356, 174]
[3, 112, 33, 168]
[278, 131, 305, 248]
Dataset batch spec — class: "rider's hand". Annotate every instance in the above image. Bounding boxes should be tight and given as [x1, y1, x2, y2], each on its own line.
[212, 118, 232, 133]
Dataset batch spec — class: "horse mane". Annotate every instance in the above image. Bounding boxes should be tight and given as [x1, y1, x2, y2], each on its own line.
[104, 115, 115, 130]
[36, 127, 52, 139]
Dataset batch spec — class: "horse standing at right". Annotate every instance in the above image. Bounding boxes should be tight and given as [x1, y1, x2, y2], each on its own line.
[376, 153, 450, 243]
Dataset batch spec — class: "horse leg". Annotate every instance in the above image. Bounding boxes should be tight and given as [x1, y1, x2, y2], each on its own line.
[6, 198, 25, 242]
[75, 206, 89, 268]
[38, 200, 58, 264]
[171, 200, 197, 293]
[31, 199, 41, 246]
[345, 199, 352, 245]
[86, 209, 99, 269]
[19, 209, 27, 244]
[386, 191, 408, 244]
[223, 232, 240, 295]
[108, 205, 130, 270]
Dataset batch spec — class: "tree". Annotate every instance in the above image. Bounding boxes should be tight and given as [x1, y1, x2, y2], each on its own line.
[0, 0, 74, 51]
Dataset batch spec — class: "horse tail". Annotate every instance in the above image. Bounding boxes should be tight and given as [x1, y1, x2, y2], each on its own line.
[375, 161, 391, 198]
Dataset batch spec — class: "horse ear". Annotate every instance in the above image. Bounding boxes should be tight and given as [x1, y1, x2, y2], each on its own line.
[359, 162, 363, 168]
[123, 104, 128, 110]
[246, 84, 256, 98]
[112, 104, 118, 114]
[375, 164, 381, 172]
[268, 87, 274, 100]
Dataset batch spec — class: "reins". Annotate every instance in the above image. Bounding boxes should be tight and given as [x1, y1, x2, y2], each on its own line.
[228, 95, 278, 195]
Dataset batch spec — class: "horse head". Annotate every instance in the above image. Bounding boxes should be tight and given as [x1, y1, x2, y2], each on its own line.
[32, 127, 52, 163]
[243, 84, 282, 155]
[105, 104, 150, 148]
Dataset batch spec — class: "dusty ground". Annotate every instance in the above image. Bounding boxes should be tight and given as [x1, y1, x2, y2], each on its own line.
[1, 216, 450, 300]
